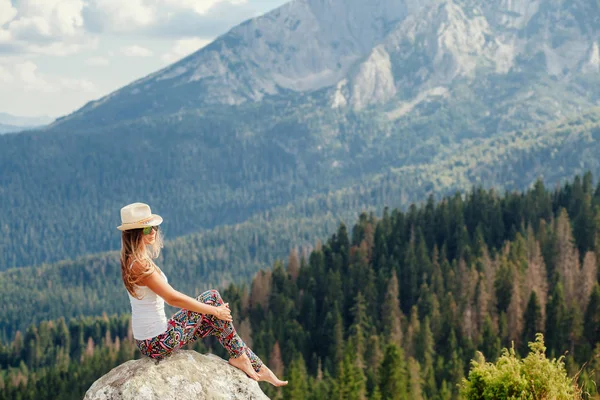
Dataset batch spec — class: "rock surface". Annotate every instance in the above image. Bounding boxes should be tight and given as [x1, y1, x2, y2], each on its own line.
[52, 0, 600, 127]
[84, 351, 269, 400]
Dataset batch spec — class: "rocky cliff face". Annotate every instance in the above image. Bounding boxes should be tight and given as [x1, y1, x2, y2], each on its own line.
[54, 0, 599, 127]
[83, 351, 269, 400]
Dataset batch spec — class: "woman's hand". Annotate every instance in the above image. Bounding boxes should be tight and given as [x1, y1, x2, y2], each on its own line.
[213, 303, 233, 322]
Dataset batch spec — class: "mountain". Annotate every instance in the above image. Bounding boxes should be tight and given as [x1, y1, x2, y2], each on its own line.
[0, 113, 54, 134]
[0, 123, 25, 135]
[0, 112, 54, 127]
[1, 0, 600, 269]
[52, 0, 599, 129]
[2, 110, 599, 342]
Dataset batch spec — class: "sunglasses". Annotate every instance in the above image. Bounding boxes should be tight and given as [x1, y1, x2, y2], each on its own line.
[142, 225, 159, 235]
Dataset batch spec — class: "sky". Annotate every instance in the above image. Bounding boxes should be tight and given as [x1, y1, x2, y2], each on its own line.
[0, 0, 288, 118]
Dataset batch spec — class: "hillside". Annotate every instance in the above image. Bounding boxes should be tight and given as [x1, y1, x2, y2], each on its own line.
[2, 105, 599, 340]
[2, 172, 599, 399]
[1, 0, 600, 269]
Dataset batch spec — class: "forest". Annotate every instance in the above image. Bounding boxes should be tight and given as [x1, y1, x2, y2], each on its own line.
[2, 173, 600, 399]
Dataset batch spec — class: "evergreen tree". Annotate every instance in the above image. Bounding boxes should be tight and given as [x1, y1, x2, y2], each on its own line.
[401, 232, 418, 314]
[554, 209, 580, 308]
[545, 283, 569, 357]
[577, 252, 597, 311]
[521, 291, 542, 356]
[407, 357, 424, 400]
[338, 341, 367, 400]
[285, 353, 309, 400]
[269, 341, 284, 379]
[379, 344, 408, 400]
[381, 271, 403, 347]
[574, 192, 596, 258]
[287, 248, 300, 282]
[479, 316, 501, 362]
[584, 284, 600, 347]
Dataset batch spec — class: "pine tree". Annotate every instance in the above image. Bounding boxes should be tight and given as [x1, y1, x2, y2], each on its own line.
[545, 283, 569, 357]
[521, 291, 542, 356]
[495, 255, 514, 313]
[506, 263, 523, 348]
[338, 341, 367, 400]
[574, 192, 596, 257]
[416, 318, 437, 397]
[584, 284, 600, 347]
[407, 357, 424, 400]
[402, 231, 418, 313]
[332, 307, 344, 369]
[379, 344, 408, 400]
[554, 209, 580, 308]
[381, 272, 403, 347]
[349, 292, 369, 369]
[577, 252, 597, 310]
[369, 385, 382, 400]
[448, 348, 464, 398]
[480, 316, 501, 362]
[251, 270, 273, 312]
[404, 306, 420, 359]
[269, 341, 284, 379]
[285, 353, 309, 400]
[288, 248, 300, 282]
[237, 317, 253, 349]
[525, 229, 548, 324]
[365, 335, 383, 399]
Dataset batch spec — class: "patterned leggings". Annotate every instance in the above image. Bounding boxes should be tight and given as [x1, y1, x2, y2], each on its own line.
[135, 289, 263, 372]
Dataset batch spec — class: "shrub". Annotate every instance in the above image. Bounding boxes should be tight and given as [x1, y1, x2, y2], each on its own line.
[461, 333, 582, 399]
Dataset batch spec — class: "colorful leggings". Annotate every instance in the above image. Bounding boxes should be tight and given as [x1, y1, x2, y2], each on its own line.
[135, 289, 263, 372]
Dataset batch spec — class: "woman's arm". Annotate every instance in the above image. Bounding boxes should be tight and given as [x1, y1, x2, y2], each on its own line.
[141, 269, 232, 321]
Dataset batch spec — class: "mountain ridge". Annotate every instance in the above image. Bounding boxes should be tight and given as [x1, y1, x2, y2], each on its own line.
[51, 0, 599, 129]
[2, 0, 600, 269]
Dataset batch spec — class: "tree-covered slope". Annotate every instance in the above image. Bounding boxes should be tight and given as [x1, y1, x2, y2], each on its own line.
[2, 108, 600, 341]
[3, 172, 599, 399]
[2, 0, 600, 270]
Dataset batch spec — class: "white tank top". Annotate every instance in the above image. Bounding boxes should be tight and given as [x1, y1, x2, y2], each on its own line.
[127, 267, 168, 340]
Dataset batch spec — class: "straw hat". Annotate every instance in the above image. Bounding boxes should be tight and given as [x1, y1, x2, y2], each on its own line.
[117, 202, 163, 231]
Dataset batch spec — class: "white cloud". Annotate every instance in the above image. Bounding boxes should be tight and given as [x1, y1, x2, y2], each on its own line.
[83, 0, 156, 32]
[0, 0, 288, 116]
[0, 0, 18, 25]
[0, 58, 99, 116]
[9, 60, 95, 93]
[0, 65, 12, 82]
[161, 0, 247, 15]
[121, 45, 153, 57]
[85, 56, 109, 66]
[1, 0, 89, 56]
[26, 41, 85, 55]
[60, 76, 96, 91]
[15, 61, 50, 91]
[0, 28, 11, 42]
[9, 0, 84, 40]
[161, 37, 210, 64]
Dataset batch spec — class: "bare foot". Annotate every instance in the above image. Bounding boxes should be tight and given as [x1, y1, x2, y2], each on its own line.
[257, 365, 288, 387]
[229, 354, 259, 381]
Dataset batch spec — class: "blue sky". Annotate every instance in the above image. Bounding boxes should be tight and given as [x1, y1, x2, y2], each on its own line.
[0, 0, 288, 118]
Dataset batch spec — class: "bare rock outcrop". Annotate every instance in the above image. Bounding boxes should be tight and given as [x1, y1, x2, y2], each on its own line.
[84, 351, 269, 400]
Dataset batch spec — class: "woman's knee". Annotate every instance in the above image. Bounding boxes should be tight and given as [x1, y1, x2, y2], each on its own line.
[198, 289, 223, 303]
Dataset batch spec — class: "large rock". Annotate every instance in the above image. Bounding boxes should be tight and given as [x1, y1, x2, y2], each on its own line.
[84, 351, 270, 400]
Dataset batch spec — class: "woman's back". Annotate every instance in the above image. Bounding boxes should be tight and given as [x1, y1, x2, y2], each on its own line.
[128, 268, 168, 340]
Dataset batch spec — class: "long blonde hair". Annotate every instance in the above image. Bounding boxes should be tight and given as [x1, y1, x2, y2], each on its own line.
[120, 228, 164, 299]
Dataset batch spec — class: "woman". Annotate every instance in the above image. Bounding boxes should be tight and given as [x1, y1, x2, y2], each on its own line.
[118, 202, 287, 387]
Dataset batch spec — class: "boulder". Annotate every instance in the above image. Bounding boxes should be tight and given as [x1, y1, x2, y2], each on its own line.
[84, 351, 269, 400]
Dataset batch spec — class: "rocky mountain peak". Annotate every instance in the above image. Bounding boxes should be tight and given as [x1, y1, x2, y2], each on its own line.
[53, 0, 600, 127]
